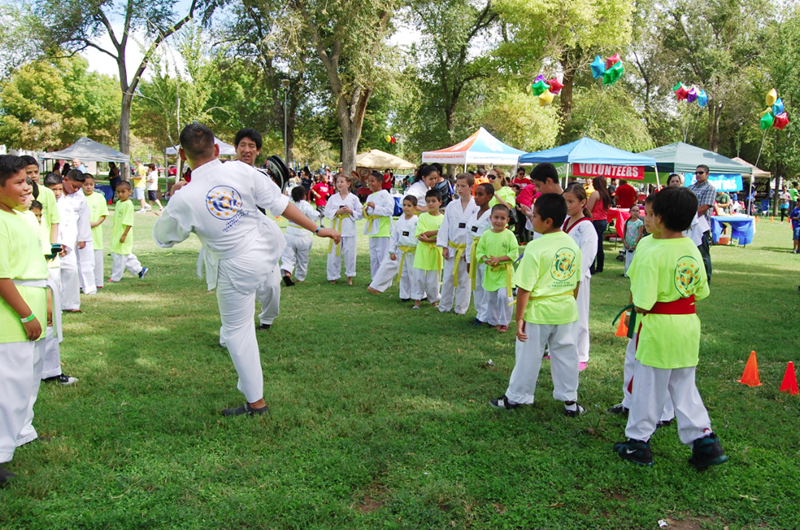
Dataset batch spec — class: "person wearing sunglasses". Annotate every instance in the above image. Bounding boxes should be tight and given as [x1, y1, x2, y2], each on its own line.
[687, 165, 715, 283]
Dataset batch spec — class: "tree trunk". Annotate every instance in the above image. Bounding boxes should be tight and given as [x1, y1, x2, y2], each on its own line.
[445, 105, 456, 140]
[338, 86, 371, 175]
[706, 102, 722, 152]
[119, 89, 133, 179]
[560, 66, 576, 125]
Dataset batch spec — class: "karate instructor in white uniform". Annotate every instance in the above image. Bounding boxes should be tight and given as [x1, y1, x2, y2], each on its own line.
[153, 123, 340, 416]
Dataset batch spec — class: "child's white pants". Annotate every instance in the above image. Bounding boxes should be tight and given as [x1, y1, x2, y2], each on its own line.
[216, 263, 263, 404]
[473, 264, 489, 322]
[77, 241, 97, 295]
[280, 234, 313, 281]
[42, 268, 64, 380]
[623, 249, 635, 276]
[16, 339, 45, 448]
[256, 267, 281, 326]
[327, 236, 356, 280]
[621, 332, 674, 422]
[94, 249, 105, 287]
[60, 249, 80, 310]
[0, 341, 39, 463]
[506, 322, 579, 404]
[368, 237, 390, 278]
[576, 276, 591, 363]
[626, 362, 712, 445]
[439, 255, 471, 314]
[414, 269, 440, 304]
[486, 288, 512, 326]
[110, 252, 143, 281]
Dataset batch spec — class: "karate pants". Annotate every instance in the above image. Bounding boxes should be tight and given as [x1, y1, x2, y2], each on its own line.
[327, 236, 356, 280]
[0, 341, 40, 463]
[472, 263, 489, 322]
[576, 276, 591, 363]
[279, 234, 313, 282]
[368, 237, 390, 279]
[486, 288, 512, 326]
[110, 252, 143, 281]
[60, 249, 81, 311]
[439, 256, 470, 314]
[414, 269, 440, 304]
[506, 322, 579, 405]
[16, 340, 45, 449]
[621, 332, 674, 421]
[626, 361, 712, 445]
[369, 251, 418, 299]
[94, 249, 105, 287]
[623, 249, 635, 277]
[42, 269, 64, 379]
[77, 241, 97, 295]
[256, 267, 281, 326]
[216, 264, 264, 404]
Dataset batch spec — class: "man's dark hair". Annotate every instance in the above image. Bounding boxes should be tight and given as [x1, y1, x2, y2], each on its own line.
[65, 169, 85, 183]
[696, 164, 710, 174]
[651, 186, 698, 232]
[402, 194, 418, 206]
[477, 182, 495, 196]
[20, 155, 38, 168]
[530, 162, 559, 184]
[180, 122, 216, 160]
[290, 186, 306, 202]
[0, 155, 27, 186]
[533, 192, 568, 227]
[425, 189, 442, 201]
[491, 204, 510, 216]
[619, 179, 627, 185]
[517, 167, 526, 175]
[476, 168, 487, 176]
[431, 162, 443, 175]
[234, 128, 263, 150]
[43, 172, 62, 187]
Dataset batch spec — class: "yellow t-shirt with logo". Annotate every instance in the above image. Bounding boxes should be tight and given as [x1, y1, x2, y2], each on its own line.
[37, 185, 60, 244]
[86, 192, 109, 249]
[629, 237, 709, 369]
[475, 228, 519, 291]
[512, 231, 581, 325]
[413, 213, 444, 271]
[0, 210, 48, 343]
[133, 165, 147, 189]
[111, 199, 135, 255]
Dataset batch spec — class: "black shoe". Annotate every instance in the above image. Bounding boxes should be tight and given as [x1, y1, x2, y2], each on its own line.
[282, 275, 295, 287]
[399, 298, 411, 303]
[221, 403, 269, 417]
[43, 374, 79, 385]
[489, 395, 520, 410]
[564, 403, 586, 417]
[688, 433, 728, 469]
[258, 324, 271, 331]
[470, 318, 486, 326]
[613, 439, 654, 466]
[0, 466, 15, 487]
[607, 403, 629, 415]
[656, 419, 673, 429]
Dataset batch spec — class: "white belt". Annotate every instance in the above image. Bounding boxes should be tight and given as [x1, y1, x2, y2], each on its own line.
[12, 279, 47, 288]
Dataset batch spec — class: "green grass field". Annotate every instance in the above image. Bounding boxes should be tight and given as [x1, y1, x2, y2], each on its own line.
[1, 209, 798, 530]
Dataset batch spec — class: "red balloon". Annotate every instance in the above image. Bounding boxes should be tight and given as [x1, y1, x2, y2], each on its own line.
[773, 112, 789, 130]
[675, 85, 689, 101]
[546, 78, 564, 94]
[605, 53, 621, 70]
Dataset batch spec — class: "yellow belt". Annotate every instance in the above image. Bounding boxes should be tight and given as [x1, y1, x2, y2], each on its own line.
[396, 245, 416, 281]
[420, 240, 443, 271]
[511, 289, 573, 307]
[487, 261, 513, 292]
[448, 240, 467, 286]
[363, 210, 381, 234]
[470, 235, 481, 290]
[328, 213, 349, 256]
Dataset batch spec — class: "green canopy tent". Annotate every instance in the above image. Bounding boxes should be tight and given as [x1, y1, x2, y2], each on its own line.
[638, 142, 750, 184]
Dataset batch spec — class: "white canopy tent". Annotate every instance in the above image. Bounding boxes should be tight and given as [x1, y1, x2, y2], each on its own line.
[165, 138, 237, 156]
[41, 137, 130, 163]
[421, 127, 525, 169]
[356, 149, 416, 170]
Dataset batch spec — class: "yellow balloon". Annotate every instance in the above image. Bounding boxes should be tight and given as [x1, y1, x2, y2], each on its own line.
[539, 90, 555, 107]
[766, 88, 777, 107]
[385, 135, 392, 143]
[760, 108, 772, 117]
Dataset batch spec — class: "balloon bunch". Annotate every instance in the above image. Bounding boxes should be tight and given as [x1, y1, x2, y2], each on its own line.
[385, 134, 400, 144]
[760, 89, 789, 130]
[590, 53, 624, 86]
[672, 83, 708, 107]
[530, 74, 563, 106]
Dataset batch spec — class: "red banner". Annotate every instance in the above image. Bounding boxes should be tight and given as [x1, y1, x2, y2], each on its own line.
[572, 164, 644, 180]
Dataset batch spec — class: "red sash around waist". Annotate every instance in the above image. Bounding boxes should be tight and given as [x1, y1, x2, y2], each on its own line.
[649, 295, 696, 315]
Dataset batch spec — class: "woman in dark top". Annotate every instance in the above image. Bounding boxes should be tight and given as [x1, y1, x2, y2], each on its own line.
[586, 176, 612, 274]
[108, 162, 121, 194]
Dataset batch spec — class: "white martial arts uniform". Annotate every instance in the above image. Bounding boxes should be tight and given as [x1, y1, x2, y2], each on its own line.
[254, 168, 281, 327]
[57, 190, 93, 309]
[324, 192, 362, 281]
[153, 159, 289, 404]
[437, 197, 477, 314]
[562, 217, 597, 364]
[620, 330, 674, 422]
[363, 189, 395, 278]
[73, 189, 97, 295]
[465, 208, 492, 323]
[280, 200, 318, 282]
[368, 215, 419, 298]
[406, 180, 429, 210]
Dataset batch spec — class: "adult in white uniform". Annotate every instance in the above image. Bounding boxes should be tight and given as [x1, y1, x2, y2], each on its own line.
[58, 170, 93, 311]
[437, 174, 477, 315]
[153, 123, 340, 416]
[406, 165, 439, 213]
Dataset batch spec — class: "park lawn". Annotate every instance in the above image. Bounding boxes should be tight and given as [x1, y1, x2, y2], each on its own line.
[1, 210, 798, 530]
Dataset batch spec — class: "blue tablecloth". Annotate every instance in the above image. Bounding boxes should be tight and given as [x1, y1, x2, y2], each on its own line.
[710, 216, 754, 245]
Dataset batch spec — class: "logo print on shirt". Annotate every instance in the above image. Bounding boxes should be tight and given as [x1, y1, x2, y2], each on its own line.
[550, 247, 577, 281]
[206, 186, 243, 220]
[674, 256, 701, 296]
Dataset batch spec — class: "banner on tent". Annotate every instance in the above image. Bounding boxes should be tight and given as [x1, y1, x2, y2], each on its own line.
[685, 173, 743, 192]
[572, 164, 644, 180]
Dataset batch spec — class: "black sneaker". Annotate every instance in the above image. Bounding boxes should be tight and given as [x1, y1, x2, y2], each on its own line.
[0, 466, 15, 487]
[656, 419, 673, 429]
[613, 439, 654, 466]
[258, 324, 271, 331]
[471, 318, 486, 326]
[399, 298, 411, 303]
[489, 395, 520, 410]
[221, 403, 269, 417]
[283, 275, 295, 287]
[688, 433, 728, 469]
[607, 403, 629, 415]
[43, 374, 79, 385]
[564, 403, 586, 417]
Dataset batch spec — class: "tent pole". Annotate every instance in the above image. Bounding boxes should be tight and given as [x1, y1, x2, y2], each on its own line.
[655, 167, 660, 188]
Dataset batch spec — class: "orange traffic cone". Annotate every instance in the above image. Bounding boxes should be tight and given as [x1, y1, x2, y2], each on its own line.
[770, 216, 774, 222]
[615, 311, 629, 337]
[780, 362, 798, 395]
[755, 216, 759, 223]
[738, 351, 762, 386]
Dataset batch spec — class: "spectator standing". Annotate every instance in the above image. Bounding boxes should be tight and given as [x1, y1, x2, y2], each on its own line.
[687, 164, 716, 283]
[615, 179, 637, 209]
[586, 176, 611, 274]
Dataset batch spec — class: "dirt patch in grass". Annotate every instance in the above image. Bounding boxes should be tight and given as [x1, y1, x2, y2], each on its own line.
[354, 480, 388, 514]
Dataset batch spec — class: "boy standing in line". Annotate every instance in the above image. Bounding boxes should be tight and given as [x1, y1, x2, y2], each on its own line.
[83, 175, 108, 289]
[108, 182, 148, 282]
[363, 171, 395, 279]
[437, 173, 477, 315]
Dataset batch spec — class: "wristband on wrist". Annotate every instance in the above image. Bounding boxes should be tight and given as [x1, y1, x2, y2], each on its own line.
[315, 226, 321, 234]
[21, 313, 35, 323]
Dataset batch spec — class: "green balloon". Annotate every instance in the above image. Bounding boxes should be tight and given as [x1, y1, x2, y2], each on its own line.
[760, 111, 774, 130]
[603, 61, 624, 86]
[532, 79, 549, 96]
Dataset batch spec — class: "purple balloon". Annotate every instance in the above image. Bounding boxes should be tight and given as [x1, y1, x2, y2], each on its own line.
[687, 86, 699, 103]
[534, 74, 545, 83]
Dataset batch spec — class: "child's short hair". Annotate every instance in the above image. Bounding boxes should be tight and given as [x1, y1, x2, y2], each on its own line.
[455, 172, 474, 187]
[30, 200, 43, 211]
[644, 192, 657, 205]
[477, 182, 495, 196]
[20, 155, 38, 168]
[290, 186, 306, 202]
[117, 180, 132, 191]
[533, 193, 567, 227]
[651, 186, 698, 232]
[530, 162, 559, 184]
[65, 169, 85, 182]
[83, 173, 94, 181]
[402, 195, 418, 207]
[0, 155, 27, 186]
[425, 189, 442, 202]
[43, 172, 62, 187]
[335, 173, 351, 185]
[491, 204, 510, 216]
